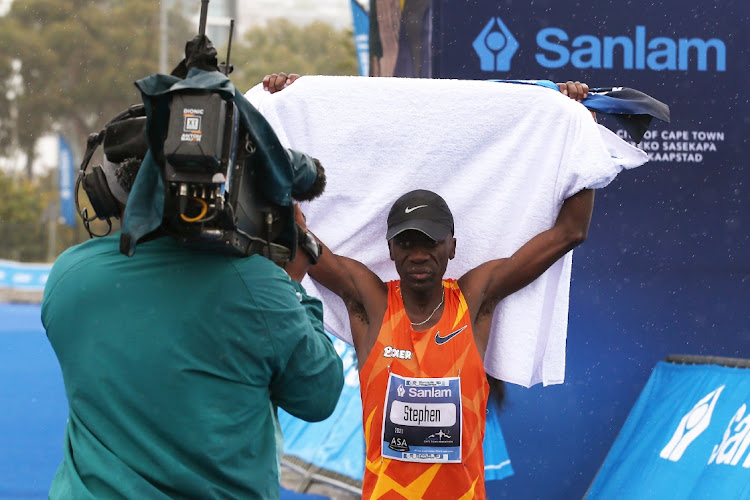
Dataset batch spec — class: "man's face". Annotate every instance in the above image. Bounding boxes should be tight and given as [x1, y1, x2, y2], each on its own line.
[388, 230, 456, 292]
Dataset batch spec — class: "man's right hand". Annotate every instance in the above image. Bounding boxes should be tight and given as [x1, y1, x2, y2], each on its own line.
[263, 73, 300, 94]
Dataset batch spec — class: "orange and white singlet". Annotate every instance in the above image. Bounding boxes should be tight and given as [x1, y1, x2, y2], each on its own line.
[359, 279, 489, 499]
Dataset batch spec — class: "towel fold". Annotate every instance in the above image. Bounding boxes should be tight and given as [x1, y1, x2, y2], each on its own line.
[246, 75, 647, 387]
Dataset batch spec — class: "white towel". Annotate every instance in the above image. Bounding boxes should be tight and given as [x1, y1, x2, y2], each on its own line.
[245, 76, 647, 387]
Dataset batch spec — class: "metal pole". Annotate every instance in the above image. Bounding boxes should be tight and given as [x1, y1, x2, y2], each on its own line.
[198, 0, 210, 36]
[224, 20, 234, 75]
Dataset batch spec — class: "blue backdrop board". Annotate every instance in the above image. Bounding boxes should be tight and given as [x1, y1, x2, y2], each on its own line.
[430, 1, 749, 498]
[588, 359, 750, 498]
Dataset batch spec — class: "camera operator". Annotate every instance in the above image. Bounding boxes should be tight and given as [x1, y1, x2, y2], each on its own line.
[42, 116, 344, 498]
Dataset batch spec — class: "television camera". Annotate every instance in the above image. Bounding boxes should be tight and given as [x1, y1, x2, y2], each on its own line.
[75, 0, 324, 263]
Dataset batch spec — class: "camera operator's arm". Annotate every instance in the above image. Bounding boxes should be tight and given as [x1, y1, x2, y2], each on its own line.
[282, 234, 312, 284]
[263, 271, 344, 422]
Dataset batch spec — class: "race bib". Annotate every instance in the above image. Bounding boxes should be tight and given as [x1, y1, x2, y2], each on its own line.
[381, 373, 462, 463]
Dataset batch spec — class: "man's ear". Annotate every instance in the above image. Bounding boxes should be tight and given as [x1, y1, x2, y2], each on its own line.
[449, 237, 456, 259]
[388, 240, 395, 261]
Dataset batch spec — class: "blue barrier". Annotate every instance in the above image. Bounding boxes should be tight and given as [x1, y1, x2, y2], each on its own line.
[0, 260, 51, 290]
[588, 359, 750, 498]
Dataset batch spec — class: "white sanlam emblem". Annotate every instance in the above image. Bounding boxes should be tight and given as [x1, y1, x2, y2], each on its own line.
[404, 205, 428, 213]
[660, 385, 724, 461]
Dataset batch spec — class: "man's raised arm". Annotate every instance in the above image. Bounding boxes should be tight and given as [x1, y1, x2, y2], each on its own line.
[292, 205, 388, 356]
[459, 188, 595, 352]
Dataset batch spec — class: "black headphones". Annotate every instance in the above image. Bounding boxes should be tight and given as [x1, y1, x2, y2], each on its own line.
[75, 104, 147, 237]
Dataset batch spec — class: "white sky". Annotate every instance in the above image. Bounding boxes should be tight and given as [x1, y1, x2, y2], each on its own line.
[0, 135, 59, 177]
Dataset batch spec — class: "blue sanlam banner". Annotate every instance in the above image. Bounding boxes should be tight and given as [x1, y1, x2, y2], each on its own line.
[58, 135, 76, 227]
[433, 1, 733, 78]
[588, 361, 750, 498]
[350, 0, 370, 76]
[430, 1, 749, 498]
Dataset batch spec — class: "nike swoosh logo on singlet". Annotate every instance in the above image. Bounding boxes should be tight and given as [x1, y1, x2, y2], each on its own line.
[434, 325, 468, 345]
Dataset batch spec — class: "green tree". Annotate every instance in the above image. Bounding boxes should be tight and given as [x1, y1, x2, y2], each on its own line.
[0, 7, 358, 260]
[0, 169, 47, 260]
[0, 170, 46, 226]
[228, 19, 358, 93]
[0, 0, 193, 178]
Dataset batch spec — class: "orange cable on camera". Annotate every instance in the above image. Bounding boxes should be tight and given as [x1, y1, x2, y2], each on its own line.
[180, 197, 208, 222]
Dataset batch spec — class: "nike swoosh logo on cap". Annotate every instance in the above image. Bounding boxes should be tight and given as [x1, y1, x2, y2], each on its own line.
[434, 325, 468, 345]
[404, 205, 428, 213]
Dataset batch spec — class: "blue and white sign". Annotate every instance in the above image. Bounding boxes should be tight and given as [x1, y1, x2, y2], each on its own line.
[350, 0, 370, 76]
[0, 259, 51, 290]
[534, 25, 726, 72]
[434, 2, 730, 77]
[588, 361, 750, 498]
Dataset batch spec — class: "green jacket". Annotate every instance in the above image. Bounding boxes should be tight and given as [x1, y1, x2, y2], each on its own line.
[42, 234, 343, 499]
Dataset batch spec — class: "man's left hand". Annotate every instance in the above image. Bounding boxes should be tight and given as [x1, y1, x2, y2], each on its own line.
[557, 80, 589, 102]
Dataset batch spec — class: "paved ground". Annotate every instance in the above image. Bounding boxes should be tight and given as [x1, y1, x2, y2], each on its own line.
[0, 287, 43, 303]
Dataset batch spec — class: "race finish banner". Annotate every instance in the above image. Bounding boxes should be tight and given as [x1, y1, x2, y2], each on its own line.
[425, 1, 748, 498]
[588, 357, 750, 498]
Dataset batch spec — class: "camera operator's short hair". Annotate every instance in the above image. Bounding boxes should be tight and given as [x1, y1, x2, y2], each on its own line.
[102, 156, 142, 207]
[115, 158, 142, 194]
[293, 158, 326, 202]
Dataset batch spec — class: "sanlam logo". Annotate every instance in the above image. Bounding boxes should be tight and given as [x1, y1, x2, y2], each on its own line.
[473, 18, 519, 71]
[660, 386, 724, 461]
[473, 17, 726, 72]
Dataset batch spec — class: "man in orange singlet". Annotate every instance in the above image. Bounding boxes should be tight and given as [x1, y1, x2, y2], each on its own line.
[293, 186, 594, 499]
[263, 72, 594, 499]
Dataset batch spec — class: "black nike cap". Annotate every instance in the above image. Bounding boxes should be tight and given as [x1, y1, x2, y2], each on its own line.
[386, 190, 454, 241]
